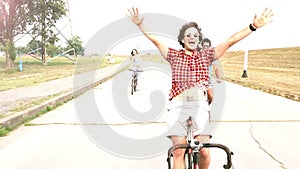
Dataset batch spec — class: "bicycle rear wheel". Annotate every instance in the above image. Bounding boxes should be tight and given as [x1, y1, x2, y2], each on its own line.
[133, 76, 137, 92]
[131, 78, 134, 95]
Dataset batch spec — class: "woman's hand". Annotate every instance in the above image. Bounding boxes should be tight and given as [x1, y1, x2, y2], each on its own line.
[127, 7, 144, 26]
[253, 8, 274, 29]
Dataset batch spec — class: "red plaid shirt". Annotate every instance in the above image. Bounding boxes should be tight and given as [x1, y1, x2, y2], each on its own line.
[166, 47, 216, 99]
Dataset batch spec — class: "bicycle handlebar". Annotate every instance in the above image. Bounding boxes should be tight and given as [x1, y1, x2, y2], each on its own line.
[167, 143, 233, 169]
[128, 68, 143, 72]
[203, 143, 234, 169]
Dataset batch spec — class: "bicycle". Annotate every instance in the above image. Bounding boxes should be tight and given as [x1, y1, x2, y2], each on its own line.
[128, 68, 143, 95]
[167, 116, 234, 169]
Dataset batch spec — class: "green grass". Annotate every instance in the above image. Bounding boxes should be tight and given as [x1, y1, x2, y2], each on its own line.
[0, 104, 58, 137]
[10, 92, 64, 113]
[0, 127, 11, 137]
[0, 55, 125, 91]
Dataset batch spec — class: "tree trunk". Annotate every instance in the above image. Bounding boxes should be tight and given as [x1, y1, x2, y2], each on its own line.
[5, 52, 14, 69]
[5, 39, 16, 70]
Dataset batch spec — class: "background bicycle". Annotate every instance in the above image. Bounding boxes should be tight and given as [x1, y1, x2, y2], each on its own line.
[128, 68, 143, 95]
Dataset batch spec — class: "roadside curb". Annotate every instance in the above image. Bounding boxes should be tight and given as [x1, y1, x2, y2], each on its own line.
[0, 65, 127, 130]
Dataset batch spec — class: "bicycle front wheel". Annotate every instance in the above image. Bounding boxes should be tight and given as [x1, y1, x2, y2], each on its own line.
[185, 149, 193, 169]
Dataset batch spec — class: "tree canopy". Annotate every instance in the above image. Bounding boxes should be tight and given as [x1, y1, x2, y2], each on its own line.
[0, 0, 67, 68]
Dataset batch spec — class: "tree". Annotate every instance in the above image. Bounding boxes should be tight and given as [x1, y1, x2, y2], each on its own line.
[26, 39, 41, 54]
[0, 0, 29, 69]
[23, 0, 67, 65]
[65, 35, 84, 56]
[0, 0, 67, 69]
[46, 44, 61, 57]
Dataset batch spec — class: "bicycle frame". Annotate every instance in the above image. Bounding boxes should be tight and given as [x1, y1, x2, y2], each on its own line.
[128, 69, 143, 95]
[166, 117, 233, 169]
[131, 73, 137, 95]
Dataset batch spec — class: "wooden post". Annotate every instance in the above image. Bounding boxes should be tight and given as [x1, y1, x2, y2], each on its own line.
[241, 49, 248, 78]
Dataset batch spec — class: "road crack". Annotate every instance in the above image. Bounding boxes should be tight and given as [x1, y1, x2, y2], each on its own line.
[25, 121, 166, 126]
[249, 124, 288, 169]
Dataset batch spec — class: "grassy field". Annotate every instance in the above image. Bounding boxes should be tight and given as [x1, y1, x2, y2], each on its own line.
[0, 55, 126, 91]
[1, 47, 299, 102]
[142, 47, 300, 102]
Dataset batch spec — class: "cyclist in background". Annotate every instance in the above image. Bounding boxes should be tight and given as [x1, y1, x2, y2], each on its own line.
[130, 48, 143, 90]
[130, 48, 143, 70]
[201, 38, 222, 105]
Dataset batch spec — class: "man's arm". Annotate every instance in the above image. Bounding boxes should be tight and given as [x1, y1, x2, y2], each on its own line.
[215, 8, 274, 59]
[128, 8, 168, 58]
[213, 64, 222, 83]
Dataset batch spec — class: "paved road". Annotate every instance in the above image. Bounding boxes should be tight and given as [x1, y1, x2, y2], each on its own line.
[0, 66, 299, 169]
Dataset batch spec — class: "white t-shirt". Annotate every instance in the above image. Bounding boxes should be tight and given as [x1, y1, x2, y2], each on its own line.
[132, 54, 143, 69]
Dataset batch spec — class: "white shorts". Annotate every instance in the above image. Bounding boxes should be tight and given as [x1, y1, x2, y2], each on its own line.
[166, 89, 210, 138]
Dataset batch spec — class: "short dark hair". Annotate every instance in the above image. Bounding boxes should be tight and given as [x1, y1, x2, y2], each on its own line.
[177, 22, 202, 48]
[201, 38, 211, 47]
[131, 49, 138, 56]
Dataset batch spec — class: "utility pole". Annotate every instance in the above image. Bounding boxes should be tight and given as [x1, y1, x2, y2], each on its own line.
[41, 0, 47, 65]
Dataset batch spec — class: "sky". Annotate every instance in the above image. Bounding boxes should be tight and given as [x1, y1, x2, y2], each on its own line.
[15, 0, 300, 55]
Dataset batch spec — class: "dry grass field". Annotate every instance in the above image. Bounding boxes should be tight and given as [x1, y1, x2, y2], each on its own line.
[142, 47, 300, 102]
[219, 47, 300, 102]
